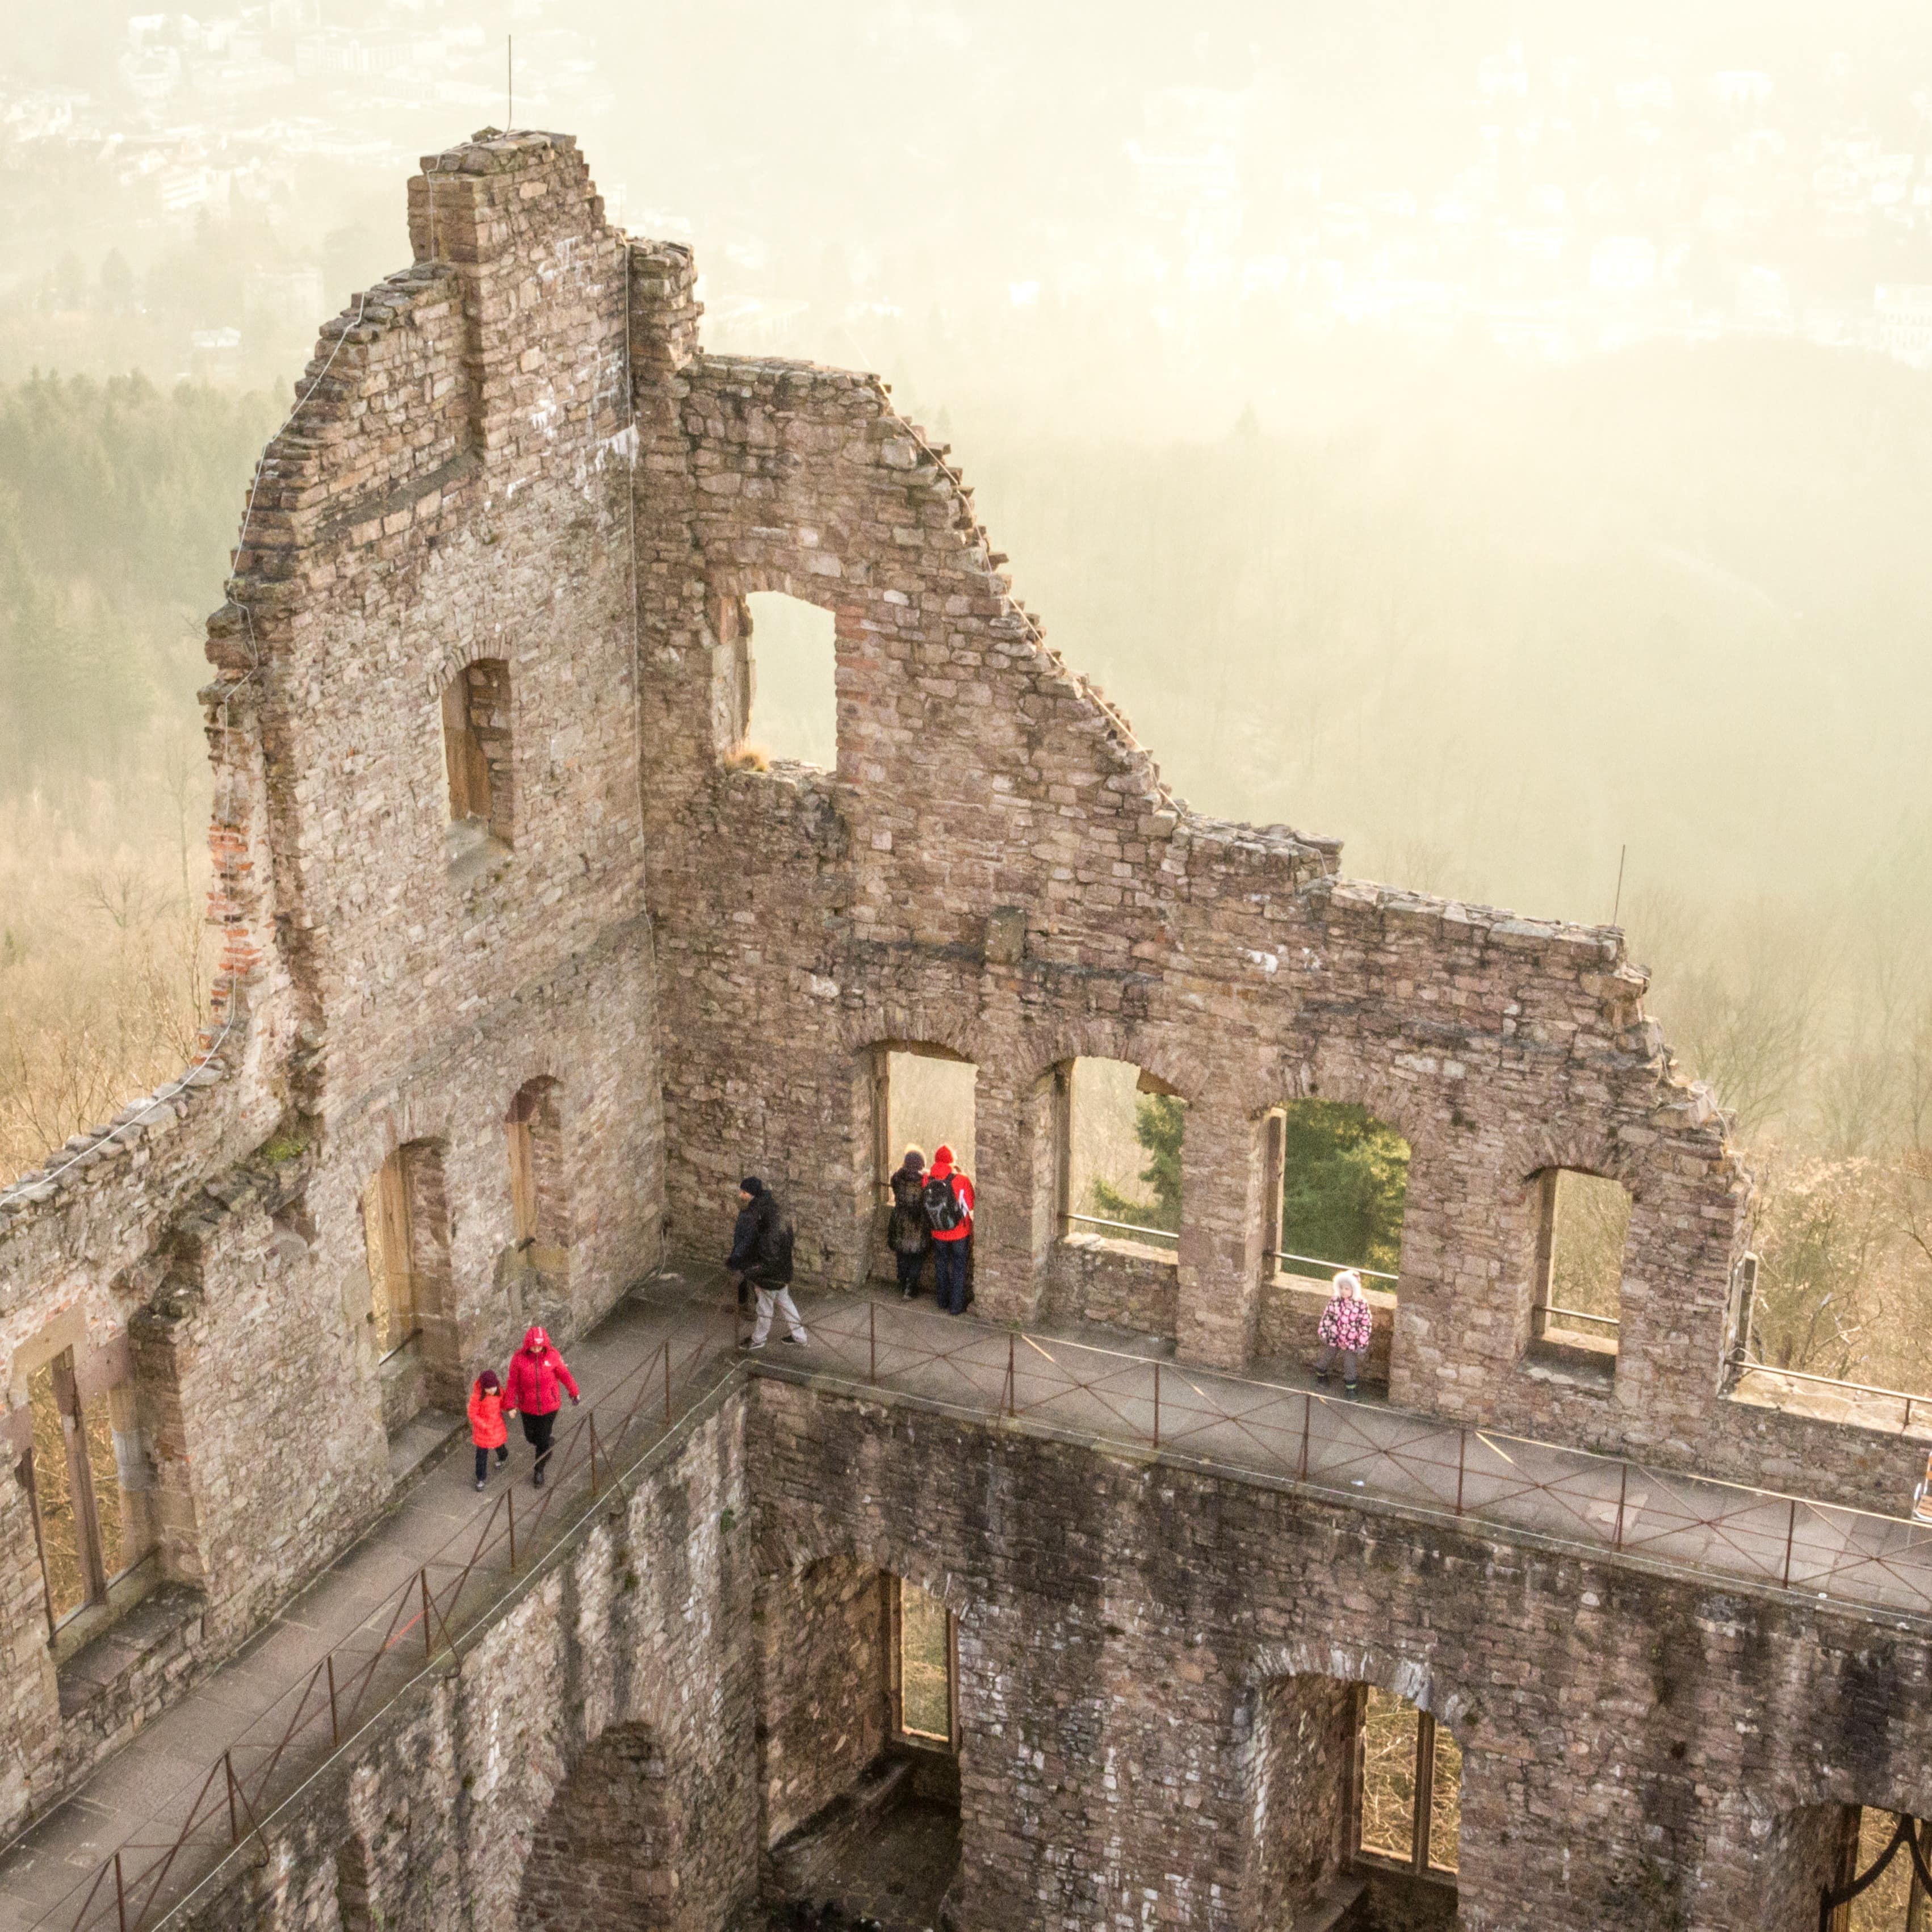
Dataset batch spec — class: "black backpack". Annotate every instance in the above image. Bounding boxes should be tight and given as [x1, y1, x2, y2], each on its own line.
[923, 1172, 966, 1234]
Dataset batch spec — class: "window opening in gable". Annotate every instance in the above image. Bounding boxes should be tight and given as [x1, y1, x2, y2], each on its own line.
[441, 657, 513, 869]
[732, 591, 836, 771]
[1059, 1057, 1183, 1256]
[1529, 1168, 1631, 1368]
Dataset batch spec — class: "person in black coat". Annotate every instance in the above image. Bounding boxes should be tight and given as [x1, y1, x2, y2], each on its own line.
[886, 1146, 933, 1299]
[728, 1177, 807, 1349]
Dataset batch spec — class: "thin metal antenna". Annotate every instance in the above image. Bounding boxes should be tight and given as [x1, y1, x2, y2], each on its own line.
[1610, 843, 1627, 927]
[507, 35, 513, 131]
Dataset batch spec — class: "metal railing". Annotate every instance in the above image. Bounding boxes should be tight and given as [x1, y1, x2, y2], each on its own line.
[783, 1289, 1932, 1634]
[28, 1299, 745, 1932]
[1270, 1250, 1399, 1286]
[26, 1281, 1932, 1932]
[1738, 1356, 1930, 1434]
[1065, 1212, 1179, 1245]
[1541, 1305, 1621, 1331]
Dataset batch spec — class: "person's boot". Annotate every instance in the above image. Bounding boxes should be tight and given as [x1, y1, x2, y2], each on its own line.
[1344, 1382, 1359, 1401]
[533, 1464, 546, 1489]
[475, 1476, 487, 1491]
[1314, 1369, 1330, 1386]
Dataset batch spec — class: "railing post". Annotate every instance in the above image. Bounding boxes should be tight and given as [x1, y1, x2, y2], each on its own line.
[224, 1750, 240, 1846]
[1782, 1497, 1799, 1589]
[1614, 1462, 1629, 1550]
[663, 1337, 672, 1427]
[589, 1413, 600, 1498]
[1153, 1361, 1161, 1451]
[114, 1850, 127, 1932]
[326, 1653, 340, 1748]
[870, 1301, 877, 1384]
[1006, 1331, 1016, 1418]
[1300, 1392, 1311, 1482]
[1455, 1428, 1466, 1516]
[421, 1569, 433, 1661]
[507, 1485, 517, 1572]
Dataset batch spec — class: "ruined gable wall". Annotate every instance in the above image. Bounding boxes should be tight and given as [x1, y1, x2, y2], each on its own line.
[0, 133, 668, 1839]
[623, 305, 1881, 1501]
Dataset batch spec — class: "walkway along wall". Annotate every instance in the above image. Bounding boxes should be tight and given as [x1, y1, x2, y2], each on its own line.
[162, 1372, 1932, 1932]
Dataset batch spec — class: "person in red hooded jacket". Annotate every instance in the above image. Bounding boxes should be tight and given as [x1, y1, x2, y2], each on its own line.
[504, 1326, 579, 1488]
[925, 1144, 974, 1316]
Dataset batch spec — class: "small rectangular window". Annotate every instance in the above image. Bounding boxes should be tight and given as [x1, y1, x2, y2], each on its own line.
[1352, 1687, 1459, 1880]
[891, 1577, 955, 1747]
[1531, 1168, 1631, 1357]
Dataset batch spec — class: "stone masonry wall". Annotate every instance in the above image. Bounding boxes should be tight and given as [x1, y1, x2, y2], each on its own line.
[751, 1375, 1932, 1932]
[0, 132, 666, 1839]
[156, 1372, 1932, 1932]
[623, 270, 1923, 1520]
[3, 123, 1928, 1905]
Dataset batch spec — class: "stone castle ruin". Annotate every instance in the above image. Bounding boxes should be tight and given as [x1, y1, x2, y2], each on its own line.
[1, 132, 1929, 1932]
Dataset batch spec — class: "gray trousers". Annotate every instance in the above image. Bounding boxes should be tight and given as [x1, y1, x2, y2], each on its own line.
[1315, 1343, 1363, 1384]
[751, 1285, 807, 1346]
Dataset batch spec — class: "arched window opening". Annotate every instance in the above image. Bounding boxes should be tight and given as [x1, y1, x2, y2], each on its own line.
[758, 1557, 962, 1928]
[362, 1141, 459, 1436]
[1529, 1168, 1631, 1369]
[1246, 1677, 1459, 1928]
[440, 657, 513, 869]
[870, 1044, 976, 1293]
[1061, 1057, 1183, 1254]
[725, 590, 836, 771]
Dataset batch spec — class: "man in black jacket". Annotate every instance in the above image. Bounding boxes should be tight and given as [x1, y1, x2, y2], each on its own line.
[728, 1177, 808, 1350]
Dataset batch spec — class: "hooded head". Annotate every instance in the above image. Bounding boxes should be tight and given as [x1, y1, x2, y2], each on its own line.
[931, 1144, 955, 1177]
[477, 1369, 501, 1394]
[739, 1176, 764, 1200]
[901, 1147, 925, 1175]
[1331, 1269, 1364, 1301]
[522, 1326, 550, 1355]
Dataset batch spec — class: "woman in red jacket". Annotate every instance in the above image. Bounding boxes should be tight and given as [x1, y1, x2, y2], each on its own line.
[504, 1326, 579, 1488]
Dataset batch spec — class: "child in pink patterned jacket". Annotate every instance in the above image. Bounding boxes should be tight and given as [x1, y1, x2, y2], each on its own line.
[1315, 1269, 1373, 1398]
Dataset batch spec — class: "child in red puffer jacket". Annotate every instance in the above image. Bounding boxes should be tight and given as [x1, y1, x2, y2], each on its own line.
[468, 1369, 509, 1490]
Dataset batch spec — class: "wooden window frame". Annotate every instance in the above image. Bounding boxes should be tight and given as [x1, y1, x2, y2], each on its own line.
[1348, 1686, 1458, 1885]
[26, 1352, 111, 1638]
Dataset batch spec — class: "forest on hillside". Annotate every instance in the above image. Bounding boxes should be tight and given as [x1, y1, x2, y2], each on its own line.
[3, 342, 1929, 1398]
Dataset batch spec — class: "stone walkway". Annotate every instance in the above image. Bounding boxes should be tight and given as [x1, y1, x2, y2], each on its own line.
[6, 1268, 1932, 1932]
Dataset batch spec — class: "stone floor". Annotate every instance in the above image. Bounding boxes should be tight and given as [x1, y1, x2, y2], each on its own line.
[758, 1761, 960, 1932]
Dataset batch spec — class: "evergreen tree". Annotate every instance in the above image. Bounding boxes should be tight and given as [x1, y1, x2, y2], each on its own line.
[1090, 1093, 1185, 1234]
